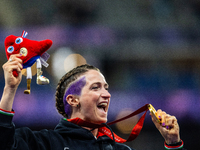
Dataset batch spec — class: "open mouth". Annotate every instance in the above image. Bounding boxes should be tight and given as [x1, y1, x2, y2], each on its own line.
[97, 102, 108, 112]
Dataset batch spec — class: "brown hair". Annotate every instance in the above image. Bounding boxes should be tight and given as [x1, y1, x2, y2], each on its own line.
[55, 64, 99, 118]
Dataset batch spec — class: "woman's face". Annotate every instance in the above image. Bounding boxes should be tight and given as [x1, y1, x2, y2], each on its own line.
[78, 70, 111, 124]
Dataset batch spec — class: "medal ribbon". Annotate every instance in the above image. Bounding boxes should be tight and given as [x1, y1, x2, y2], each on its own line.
[67, 104, 149, 143]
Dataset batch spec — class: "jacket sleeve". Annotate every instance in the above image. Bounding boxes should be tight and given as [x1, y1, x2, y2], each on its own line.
[0, 112, 15, 150]
[0, 112, 51, 150]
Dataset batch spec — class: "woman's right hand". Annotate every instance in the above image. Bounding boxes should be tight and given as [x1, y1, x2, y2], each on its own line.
[0, 54, 23, 111]
[2, 54, 23, 89]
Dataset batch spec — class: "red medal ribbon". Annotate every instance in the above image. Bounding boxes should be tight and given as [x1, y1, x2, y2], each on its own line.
[68, 104, 149, 143]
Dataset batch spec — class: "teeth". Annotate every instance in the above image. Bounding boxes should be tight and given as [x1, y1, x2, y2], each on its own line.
[98, 103, 107, 107]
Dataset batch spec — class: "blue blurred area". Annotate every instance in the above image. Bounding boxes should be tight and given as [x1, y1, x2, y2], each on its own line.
[0, 0, 200, 149]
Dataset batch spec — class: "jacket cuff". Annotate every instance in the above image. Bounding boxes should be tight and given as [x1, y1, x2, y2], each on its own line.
[0, 108, 14, 126]
[0, 108, 14, 116]
[164, 140, 184, 150]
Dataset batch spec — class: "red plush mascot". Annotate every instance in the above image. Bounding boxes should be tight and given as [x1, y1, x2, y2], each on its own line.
[4, 31, 53, 94]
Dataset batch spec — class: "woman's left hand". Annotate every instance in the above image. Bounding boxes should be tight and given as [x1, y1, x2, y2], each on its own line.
[151, 109, 180, 144]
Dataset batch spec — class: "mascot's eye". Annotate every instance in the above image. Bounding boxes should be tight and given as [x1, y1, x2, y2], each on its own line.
[15, 37, 23, 44]
[7, 46, 14, 53]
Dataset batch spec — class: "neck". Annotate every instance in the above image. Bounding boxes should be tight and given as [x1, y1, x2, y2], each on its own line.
[68, 116, 100, 137]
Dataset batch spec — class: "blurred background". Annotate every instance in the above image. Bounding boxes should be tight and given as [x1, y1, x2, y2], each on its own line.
[0, 0, 199, 149]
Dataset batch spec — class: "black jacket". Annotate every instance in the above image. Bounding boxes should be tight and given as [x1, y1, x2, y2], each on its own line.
[0, 113, 134, 150]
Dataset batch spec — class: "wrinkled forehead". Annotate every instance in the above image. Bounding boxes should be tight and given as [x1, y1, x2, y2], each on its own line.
[84, 70, 107, 85]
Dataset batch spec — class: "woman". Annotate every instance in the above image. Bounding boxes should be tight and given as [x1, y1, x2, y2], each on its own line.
[0, 54, 185, 150]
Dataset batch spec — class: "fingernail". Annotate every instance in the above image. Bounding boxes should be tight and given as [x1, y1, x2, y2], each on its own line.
[166, 126, 169, 129]
[19, 54, 22, 56]
[162, 123, 165, 126]
[159, 116, 161, 118]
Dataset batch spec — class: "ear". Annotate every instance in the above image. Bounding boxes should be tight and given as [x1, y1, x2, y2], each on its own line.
[66, 95, 79, 107]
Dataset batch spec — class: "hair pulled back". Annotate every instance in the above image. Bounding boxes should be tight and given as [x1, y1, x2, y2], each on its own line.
[55, 64, 99, 118]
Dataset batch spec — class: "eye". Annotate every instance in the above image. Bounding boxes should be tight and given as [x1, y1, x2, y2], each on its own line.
[105, 87, 109, 91]
[92, 86, 99, 90]
[15, 37, 23, 44]
[91, 84, 100, 90]
[7, 46, 14, 53]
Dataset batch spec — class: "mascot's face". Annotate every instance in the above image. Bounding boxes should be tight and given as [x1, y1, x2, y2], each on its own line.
[5, 35, 52, 65]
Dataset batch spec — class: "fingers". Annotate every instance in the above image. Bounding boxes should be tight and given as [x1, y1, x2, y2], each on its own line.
[8, 54, 23, 64]
[3, 54, 23, 76]
[150, 109, 180, 144]
[156, 109, 178, 129]
[7, 54, 23, 70]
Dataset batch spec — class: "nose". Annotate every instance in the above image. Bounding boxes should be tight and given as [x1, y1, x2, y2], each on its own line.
[101, 89, 111, 99]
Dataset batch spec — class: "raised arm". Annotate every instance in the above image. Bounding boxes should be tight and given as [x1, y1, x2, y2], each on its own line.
[0, 54, 23, 111]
